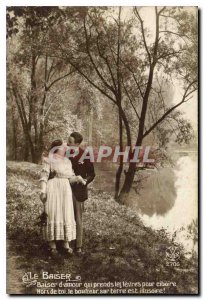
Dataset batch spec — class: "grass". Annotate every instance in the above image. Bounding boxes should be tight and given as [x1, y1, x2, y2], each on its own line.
[6, 161, 198, 295]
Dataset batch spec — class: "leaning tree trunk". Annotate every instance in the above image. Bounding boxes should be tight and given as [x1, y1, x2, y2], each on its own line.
[117, 162, 136, 204]
[117, 150, 140, 204]
[118, 61, 155, 204]
[118, 109, 147, 202]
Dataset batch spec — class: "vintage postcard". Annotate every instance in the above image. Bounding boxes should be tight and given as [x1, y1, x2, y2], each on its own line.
[6, 5, 198, 295]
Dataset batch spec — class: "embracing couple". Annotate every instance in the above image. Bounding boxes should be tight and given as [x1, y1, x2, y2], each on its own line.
[39, 132, 95, 257]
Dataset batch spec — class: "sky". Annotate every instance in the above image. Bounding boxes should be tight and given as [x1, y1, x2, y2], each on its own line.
[141, 7, 198, 130]
[121, 6, 198, 131]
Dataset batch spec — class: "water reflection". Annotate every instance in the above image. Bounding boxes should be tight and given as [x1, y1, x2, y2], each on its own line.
[139, 153, 197, 230]
[93, 153, 198, 252]
[127, 167, 177, 216]
[138, 152, 197, 253]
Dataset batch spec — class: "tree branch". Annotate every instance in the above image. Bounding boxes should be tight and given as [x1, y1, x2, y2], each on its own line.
[134, 7, 151, 65]
[57, 42, 117, 104]
[157, 49, 183, 60]
[159, 30, 191, 40]
[46, 69, 75, 91]
[96, 34, 117, 92]
[158, 6, 166, 15]
[143, 80, 197, 138]
[46, 59, 55, 81]
[121, 76, 140, 120]
[83, 15, 116, 95]
[114, 54, 144, 99]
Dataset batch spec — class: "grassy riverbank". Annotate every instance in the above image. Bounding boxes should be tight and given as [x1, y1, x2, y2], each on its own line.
[6, 161, 198, 294]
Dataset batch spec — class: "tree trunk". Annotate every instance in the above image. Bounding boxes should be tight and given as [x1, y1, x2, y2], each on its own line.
[115, 110, 123, 199]
[23, 139, 30, 161]
[117, 156, 138, 204]
[118, 132, 143, 204]
[32, 128, 44, 163]
[11, 106, 17, 160]
[32, 146, 43, 164]
[88, 107, 93, 146]
[118, 66, 155, 203]
[114, 7, 126, 200]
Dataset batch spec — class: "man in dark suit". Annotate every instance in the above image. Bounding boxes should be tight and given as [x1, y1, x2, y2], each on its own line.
[67, 132, 95, 255]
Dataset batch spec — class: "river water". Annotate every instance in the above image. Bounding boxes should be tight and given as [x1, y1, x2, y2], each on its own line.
[138, 152, 198, 255]
[93, 152, 198, 254]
